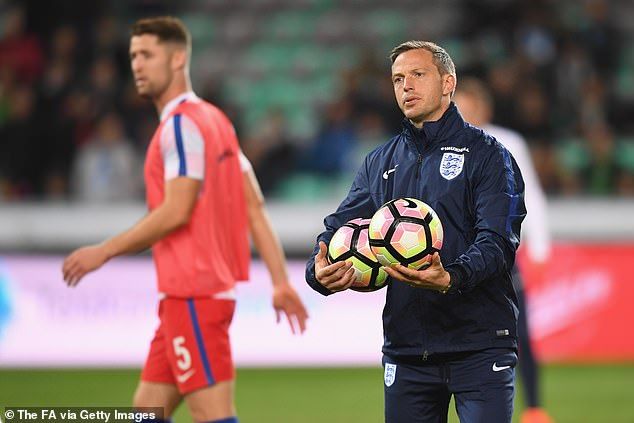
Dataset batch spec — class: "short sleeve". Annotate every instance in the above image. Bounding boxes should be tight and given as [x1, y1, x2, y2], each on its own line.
[238, 150, 252, 173]
[160, 114, 205, 180]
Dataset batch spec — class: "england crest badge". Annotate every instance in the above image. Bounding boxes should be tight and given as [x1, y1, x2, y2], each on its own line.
[439, 153, 464, 180]
[384, 363, 397, 387]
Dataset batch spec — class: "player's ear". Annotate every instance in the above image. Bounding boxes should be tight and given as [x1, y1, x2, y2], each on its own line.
[171, 46, 188, 71]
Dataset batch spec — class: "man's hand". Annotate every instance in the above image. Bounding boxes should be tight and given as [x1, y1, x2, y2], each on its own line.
[62, 244, 109, 287]
[272, 283, 309, 334]
[383, 252, 451, 292]
[315, 241, 356, 292]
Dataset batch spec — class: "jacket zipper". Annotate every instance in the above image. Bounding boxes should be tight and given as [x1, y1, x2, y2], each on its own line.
[411, 138, 424, 180]
[408, 125, 426, 180]
[415, 154, 423, 179]
[411, 129, 430, 362]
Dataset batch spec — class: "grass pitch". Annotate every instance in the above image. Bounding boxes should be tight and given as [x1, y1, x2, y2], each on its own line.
[1, 365, 633, 422]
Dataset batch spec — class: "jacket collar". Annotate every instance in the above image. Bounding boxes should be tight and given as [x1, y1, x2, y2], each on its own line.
[401, 102, 465, 145]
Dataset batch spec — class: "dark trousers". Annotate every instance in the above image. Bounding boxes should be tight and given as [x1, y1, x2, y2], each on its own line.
[383, 348, 517, 423]
[513, 266, 540, 408]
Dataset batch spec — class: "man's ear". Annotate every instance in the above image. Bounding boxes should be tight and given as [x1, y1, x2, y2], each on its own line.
[171, 47, 188, 71]
[444, 74, 456, 97]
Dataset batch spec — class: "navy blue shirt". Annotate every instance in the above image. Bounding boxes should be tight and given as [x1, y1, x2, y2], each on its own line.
[305, 103, 526, 358]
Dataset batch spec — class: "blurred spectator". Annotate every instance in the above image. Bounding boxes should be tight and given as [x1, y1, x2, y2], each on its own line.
[37, 56, 74, 108]
[61, 90, 97, 147]
[0, 5, 43, 84]
[616, 172, 634, 196]
[578, 74, 609, 128]
[352, 111, 389, 171]
[513, 81, 552, 144]
[48, 25, 79, 64]
[555, 40, 593, 126]
[581, 0, 620, 77]
[0, 67, 14, 127]
[91, 15, 130, 78]
[71, 112, 141, 202]
[557, 122, 622, 196]
[0, 84, 40, 198]
[343, 50, 402, 134]
[89, 55, 121, 114]
[615, 138, 634, 196]
[44, 168, 69, 201]
[302, 99, 357, 176]
[515, 5, 556, 68]
[486, 60, 520, 127]
[583, 122, 620, 195]
[531, 144, 560, 195]
[241, 108, 298, 195]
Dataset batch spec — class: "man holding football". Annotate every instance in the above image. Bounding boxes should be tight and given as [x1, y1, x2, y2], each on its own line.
[306, 41, 526, 422]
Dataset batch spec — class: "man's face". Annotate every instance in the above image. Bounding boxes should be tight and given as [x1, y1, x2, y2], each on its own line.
[129, 34, 173, 99]
[391, 49, 454, 125]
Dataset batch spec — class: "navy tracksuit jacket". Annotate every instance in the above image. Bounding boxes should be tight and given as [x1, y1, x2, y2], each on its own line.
[306, 103, 526, 360]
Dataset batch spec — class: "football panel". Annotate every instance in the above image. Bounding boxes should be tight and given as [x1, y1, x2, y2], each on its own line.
[351, 261, 376, 288]
[354, 224, 379, 262]
[328, 225, 356, 261]
[350, 266, 389, 292]
[390, 221, 428, 258]
[428, 217, 444, 250]
[370, 244, 400, 267]
[369, 206, 396, 240]
[406, 253, 434, 270]
[395, 198, 429, 219]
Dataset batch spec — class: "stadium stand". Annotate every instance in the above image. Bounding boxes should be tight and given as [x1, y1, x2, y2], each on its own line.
[0, 0, 632, 201]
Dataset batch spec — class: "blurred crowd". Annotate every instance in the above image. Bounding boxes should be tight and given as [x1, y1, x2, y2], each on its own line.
[0, 0, 632, 202]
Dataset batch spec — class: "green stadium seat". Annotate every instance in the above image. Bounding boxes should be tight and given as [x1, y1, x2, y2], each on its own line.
[262, 11, 316, 40]
[557, 138, 589, 171]
[242, 43, 301, 73]
[181, 14, 214, 44]
[363, 9, 407, 39]
[285, 106, 318, 139]
[616, 137, 634, 171]
[275, 173, 333, 201]
[615, 46, 634, 102]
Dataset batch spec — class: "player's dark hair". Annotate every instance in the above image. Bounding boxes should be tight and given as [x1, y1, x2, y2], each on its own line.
[130, 16, 191, 48]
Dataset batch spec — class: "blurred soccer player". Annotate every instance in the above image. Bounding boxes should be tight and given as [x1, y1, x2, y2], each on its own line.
[455, 77, 553, 423]
[62, 16, 308, 423]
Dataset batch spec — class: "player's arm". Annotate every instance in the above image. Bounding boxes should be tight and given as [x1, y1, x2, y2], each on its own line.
[242, 164, 308, 334]
[62, 177, 200, 286]
[63, 113, 204, 286]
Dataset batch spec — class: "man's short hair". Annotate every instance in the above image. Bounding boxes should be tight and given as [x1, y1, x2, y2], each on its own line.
[131, 16, 191, 48]
[389, 41, 456, 78]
